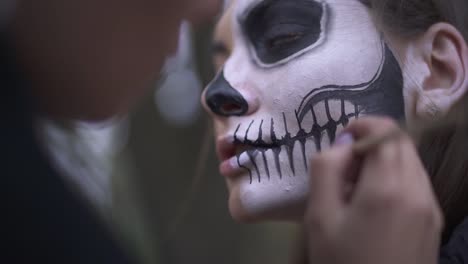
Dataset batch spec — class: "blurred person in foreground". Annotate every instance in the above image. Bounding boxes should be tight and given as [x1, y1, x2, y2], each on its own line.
[1, 0, 220, 263]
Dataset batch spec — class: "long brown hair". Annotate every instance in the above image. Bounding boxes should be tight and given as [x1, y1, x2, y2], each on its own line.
[364, 0, 468, 244]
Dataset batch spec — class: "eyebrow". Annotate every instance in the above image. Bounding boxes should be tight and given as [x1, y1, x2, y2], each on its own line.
[211, 41, 229, 56]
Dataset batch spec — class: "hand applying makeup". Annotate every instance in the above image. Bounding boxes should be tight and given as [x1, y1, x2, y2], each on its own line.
[304, 117, 443, 264]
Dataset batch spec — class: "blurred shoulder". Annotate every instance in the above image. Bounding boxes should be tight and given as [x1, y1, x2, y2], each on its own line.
[440, 217, 468, 264]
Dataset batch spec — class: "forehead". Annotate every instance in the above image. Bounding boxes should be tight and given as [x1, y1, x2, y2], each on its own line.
[215, 2, 235, 38]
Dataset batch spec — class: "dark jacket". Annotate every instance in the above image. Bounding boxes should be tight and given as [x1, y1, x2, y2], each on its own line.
[1, 37, 136, 263]
[440, 218, 468, 264]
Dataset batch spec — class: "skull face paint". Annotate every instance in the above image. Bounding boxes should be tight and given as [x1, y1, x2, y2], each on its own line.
[202, 0, 405, 221]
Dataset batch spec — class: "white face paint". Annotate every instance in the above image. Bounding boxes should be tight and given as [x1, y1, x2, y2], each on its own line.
[203, 0, 405, 221]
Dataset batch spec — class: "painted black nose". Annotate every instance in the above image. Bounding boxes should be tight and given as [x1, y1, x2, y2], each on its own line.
[204, 70, 248, 116]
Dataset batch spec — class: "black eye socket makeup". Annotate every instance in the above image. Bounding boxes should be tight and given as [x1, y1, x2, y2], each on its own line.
[242, 0, 326, 66]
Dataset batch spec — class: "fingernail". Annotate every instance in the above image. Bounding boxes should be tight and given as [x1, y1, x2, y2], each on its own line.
[334, 132, 354, 146]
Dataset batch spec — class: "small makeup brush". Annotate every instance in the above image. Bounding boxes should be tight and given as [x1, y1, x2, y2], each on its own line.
[350, 114, 462, 155]
[351, 127, 403, 155]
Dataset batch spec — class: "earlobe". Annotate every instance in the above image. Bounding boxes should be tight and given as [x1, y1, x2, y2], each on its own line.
[413, 23, 468, 119]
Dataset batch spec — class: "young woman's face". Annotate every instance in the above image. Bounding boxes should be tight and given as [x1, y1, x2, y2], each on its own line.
[13, 0, 220, 120]
[202, 0, 407, 221]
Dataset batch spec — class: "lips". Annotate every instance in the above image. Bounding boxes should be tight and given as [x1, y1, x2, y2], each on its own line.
[216, 138, 236, 162]
[216, 136, 279, 177]
[216, 137, 279, 161]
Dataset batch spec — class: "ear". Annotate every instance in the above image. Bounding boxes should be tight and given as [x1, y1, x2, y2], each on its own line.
[406, 23, 468, 120]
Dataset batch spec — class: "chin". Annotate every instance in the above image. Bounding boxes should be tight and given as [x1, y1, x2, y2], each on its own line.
[227, 180, 307, 223]
[229, 195, 258, 223]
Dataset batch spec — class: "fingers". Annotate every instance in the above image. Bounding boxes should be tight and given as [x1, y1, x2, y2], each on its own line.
[343, 118, 442, 229]
[345, 118, 406, 202]
[305, 116, 443, 264]
[306, 144, 356, 229]
[307, 117, 405, 224]
[399, 139, 444, 234]
[353, 137, 402, 204]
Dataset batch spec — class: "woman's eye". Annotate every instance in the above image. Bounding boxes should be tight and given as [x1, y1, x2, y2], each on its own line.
[267, 32, 304, 49]
[243, 0, 324, 64]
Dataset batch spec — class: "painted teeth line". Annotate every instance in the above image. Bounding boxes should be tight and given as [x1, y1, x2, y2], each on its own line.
[256, 120, 271, 180]
[270, 118, 282, 179]
[232, 42, 405, 185]
[234, 98, 359, 184]
[234, 123, 253, 183]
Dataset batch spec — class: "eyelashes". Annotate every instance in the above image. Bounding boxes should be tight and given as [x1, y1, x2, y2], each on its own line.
[266, 32, 306, 50]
